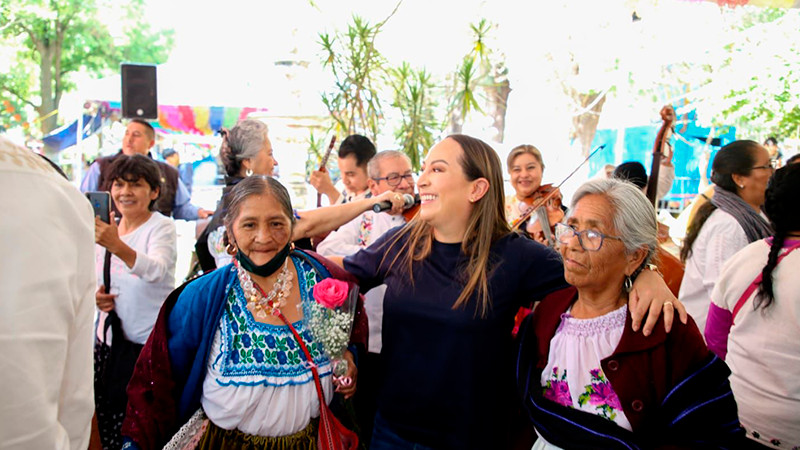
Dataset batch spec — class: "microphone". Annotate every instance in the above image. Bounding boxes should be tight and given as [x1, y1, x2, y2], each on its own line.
[372, 193, 418, 213]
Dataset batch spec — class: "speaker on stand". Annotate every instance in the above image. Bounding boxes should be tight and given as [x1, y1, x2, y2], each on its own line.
[121, 64, 158, 119]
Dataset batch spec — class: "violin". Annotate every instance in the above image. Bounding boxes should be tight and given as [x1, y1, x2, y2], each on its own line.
[511, 144, 606, 246]
[512, 184, 564, 246]
[402, 202, 420, 222]
[316, 136, 337, 208]
[647, 104, 684, 295]
[308, 136, 339, 249]
[646, 105, 675, 206]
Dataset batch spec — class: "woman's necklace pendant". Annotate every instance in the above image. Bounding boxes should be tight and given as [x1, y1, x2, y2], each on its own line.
[238, 259, 292, 320]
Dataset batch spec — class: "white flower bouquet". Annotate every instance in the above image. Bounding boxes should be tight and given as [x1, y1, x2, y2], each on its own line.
[305, 278, 358, 381]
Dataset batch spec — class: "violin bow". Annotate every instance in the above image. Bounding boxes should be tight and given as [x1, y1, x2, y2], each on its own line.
[511, 144, 606, 231]
[316, 136, 337, 208]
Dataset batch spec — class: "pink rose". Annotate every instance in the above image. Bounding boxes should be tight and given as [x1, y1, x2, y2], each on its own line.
[544, 381, 573, 407]
[313, 278, 349, 309]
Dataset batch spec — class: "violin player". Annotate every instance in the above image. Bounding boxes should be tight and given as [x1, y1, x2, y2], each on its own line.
[505, 144, 565, 245]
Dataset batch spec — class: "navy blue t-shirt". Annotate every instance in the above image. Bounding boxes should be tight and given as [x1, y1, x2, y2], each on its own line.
[344, 228, 567, 449]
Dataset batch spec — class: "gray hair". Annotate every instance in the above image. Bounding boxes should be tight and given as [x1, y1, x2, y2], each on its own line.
[367, 150, 411, 179]
[220, 119, 269, 176]
[223, 175, 296, 242]
[570, 178, 657, 263]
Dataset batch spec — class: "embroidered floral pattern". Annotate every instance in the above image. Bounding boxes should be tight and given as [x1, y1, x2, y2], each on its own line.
[209, 226, 227, 255]
[577, 368, 622, 421]
[218, 256, 329, 384]
[543, 366, 573, 406]
[357, 213, 373, 247]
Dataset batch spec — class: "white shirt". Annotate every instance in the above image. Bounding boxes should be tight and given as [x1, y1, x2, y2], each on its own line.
[0, 137, 95, 450]
[679, 209, 749, 333]
[95, 212, 177, 344]
[333, 189, 369, 205]
[316, 210, 406, 353]
[711, 239, 800, 449]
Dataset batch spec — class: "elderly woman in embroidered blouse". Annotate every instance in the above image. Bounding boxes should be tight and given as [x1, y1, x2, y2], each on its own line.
[707, 164, 800, 450]
[121, 175, 366, 450]
[516, 178, 744, 449]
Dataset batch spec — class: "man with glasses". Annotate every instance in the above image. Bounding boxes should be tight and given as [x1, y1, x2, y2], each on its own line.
[316, 150, 416, 444]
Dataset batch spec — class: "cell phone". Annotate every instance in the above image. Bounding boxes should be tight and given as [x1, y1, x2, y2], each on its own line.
[86, 191, 111, 223]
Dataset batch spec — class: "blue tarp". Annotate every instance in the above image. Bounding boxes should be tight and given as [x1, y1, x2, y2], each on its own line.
[42, 113, 104, 151]
[589, 109, 736, 200]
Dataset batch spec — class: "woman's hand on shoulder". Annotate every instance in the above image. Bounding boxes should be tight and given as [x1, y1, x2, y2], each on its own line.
[334, 350, 357, 399]
[629, 269, 688, 336]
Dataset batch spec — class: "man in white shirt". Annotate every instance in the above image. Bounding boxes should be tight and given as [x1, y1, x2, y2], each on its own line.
[0, 136, 96, 450]
[316, 150, 415, 442]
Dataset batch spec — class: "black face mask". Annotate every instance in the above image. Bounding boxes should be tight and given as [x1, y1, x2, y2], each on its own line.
[235, 242, 291, 277]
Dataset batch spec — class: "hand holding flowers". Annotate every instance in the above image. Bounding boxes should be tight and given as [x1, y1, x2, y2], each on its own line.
[307, 278, 359, 389]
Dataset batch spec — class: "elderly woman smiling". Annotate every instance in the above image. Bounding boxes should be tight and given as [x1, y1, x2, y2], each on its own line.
[516, 178, 744, 449]
[121, 176, 365, 450]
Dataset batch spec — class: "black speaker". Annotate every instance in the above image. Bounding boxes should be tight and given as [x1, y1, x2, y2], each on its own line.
[121, 64, 158, 119]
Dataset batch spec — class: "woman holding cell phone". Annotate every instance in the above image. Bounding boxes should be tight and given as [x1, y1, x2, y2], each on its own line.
[92, 154, 177, 449]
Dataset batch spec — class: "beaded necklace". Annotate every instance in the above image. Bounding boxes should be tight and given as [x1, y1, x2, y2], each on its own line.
[235, 258, 293, 320]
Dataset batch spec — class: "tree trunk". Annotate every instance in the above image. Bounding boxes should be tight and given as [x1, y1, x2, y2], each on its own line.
[482, 61, 511, 144]
[38, 43, 59, 136]
[487, 74, 511, 144]
[448, 110, 463, 134]
[37, 38, 61, 157]
[570, 93, 606, 158]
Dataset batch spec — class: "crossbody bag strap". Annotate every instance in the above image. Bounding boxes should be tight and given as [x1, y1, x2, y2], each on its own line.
[275, 310, 328, 412]
[101, 249, 114, 345]
[732, 241, 800, 323]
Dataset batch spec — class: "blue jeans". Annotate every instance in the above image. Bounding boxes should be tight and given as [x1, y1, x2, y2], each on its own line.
[370, 412, 436, 450]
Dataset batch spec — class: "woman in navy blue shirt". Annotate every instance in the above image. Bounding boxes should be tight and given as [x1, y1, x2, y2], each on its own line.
[335, 134, 683, 449]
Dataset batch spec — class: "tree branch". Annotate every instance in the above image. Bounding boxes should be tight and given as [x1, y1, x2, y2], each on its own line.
[0, 85, 39, 109]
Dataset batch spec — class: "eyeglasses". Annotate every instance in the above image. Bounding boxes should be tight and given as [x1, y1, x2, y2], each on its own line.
[373, 172, 415, 187]
[554, 222, 623, 252]
[752, 160, 778, 170]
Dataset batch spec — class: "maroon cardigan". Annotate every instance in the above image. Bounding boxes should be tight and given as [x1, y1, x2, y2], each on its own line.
[518, 289, 744, 448]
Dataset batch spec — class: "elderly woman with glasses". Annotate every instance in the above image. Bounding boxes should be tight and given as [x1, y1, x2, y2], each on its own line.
[516, 178, 744, 449]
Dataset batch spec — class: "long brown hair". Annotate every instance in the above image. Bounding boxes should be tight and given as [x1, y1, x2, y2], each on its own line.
[384, 135, 510, 317]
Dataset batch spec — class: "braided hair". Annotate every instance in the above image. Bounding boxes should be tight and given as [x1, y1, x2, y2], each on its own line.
[756, 164, 800, 309]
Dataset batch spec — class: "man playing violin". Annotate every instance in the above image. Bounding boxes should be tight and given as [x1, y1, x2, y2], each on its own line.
[505, 144, 565, 245]
[315, 150, 416, 444]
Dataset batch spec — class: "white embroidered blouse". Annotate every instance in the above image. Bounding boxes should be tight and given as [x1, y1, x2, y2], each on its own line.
[200, 256, 334, 437]
[534, 305, 631, 449]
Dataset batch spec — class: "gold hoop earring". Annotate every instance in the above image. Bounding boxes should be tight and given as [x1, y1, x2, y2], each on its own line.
[226, 243, 237, 255]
